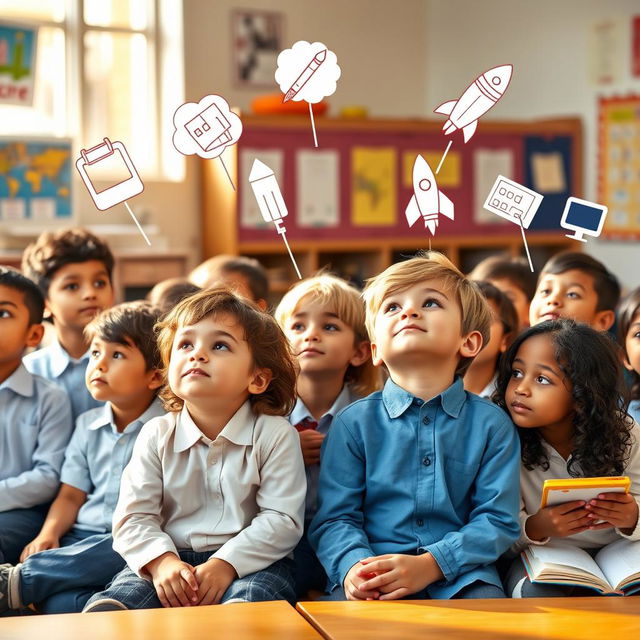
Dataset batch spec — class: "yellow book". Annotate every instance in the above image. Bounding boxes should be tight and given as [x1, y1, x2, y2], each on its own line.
[540, 476, 631, 509]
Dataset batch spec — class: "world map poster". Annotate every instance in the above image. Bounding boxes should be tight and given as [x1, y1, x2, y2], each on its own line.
[0, 139, 71, 222]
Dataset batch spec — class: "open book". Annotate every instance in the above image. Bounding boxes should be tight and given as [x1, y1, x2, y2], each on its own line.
[522, 539, 640, 595]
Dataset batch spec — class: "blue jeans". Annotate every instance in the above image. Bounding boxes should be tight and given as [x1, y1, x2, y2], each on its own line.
[0, 505, 48, 564]
[85, 552, 296, 610]
[294, 527, 327, 598]
[19, 528, 126, 614]
[322, 579, 505, 600]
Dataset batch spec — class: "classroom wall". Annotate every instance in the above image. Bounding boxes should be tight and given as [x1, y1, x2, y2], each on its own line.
[424, 0, 640, 289]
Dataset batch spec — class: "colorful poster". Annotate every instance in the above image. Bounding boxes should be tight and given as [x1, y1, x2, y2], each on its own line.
[531, 152, 566, 193]
[598, 95, 640, 238]
[402, 150, 461, 188]
[351, 147, 396, 226]
[0, 22, 38, 106]
[0, 139, 72, 221]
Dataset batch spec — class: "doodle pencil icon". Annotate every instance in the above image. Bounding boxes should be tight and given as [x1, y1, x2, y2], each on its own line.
[249, 159, 301, 279]
[275, 41, 340, 147]
[434, 64, 513, 143]
[283, 49, 326, 102]
[405, 155, 454, 236]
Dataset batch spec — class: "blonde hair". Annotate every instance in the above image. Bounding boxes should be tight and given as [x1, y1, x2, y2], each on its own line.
[275, 273, 379, 396]
[156, 287, 297, 415]
[363, 252, 491, 376]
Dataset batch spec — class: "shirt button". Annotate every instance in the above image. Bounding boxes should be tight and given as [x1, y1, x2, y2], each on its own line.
[416, 518, 424, 527]
[422, 456, 431, 466]
[422, 416, 430, 425]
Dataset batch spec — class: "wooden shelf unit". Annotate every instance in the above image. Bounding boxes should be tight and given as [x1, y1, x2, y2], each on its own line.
[201, 115, 582, 299]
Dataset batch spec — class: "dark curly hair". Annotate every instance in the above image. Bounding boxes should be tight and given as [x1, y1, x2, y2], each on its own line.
[618, 287, 640, 401]
[493, 319, 633, 477]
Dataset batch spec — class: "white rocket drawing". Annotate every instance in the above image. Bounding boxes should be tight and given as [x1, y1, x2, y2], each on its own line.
[405, 155, 454, 235]
[434, 64, 513, 143]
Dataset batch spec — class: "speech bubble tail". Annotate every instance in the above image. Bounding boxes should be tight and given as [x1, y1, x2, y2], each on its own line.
[309, 102, 318, 148]
[124, 201, 151, 246]
[219, 156, 236, 190]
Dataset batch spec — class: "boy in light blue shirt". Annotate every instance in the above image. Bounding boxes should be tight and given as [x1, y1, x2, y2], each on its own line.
[309, 252, 521, 600]
[0, 302, 164, 615]
[22, 228, 116, 420]
[0, 267, 73, 566]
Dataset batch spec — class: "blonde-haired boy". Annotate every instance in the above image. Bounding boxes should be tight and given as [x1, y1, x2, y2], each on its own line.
[309, 253, 520, 600]
[276, 273, 377, 597]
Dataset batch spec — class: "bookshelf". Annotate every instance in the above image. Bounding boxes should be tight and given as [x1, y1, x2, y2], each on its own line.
[201, 115, 581, 299]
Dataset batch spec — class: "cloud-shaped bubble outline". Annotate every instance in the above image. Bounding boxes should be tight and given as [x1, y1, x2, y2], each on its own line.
[172, 95, 242, 159]
[275, 41, 341, 104]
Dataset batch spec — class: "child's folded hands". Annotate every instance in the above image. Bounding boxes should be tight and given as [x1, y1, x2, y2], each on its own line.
[193, 558, 238, 606]
[145, 552, 199, 608]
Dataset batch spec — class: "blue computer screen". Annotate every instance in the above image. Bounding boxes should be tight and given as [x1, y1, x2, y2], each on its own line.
[564, 202, 604, 232]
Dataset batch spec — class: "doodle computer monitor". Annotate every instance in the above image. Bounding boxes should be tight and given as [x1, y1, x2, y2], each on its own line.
[560, 197, 608, 243]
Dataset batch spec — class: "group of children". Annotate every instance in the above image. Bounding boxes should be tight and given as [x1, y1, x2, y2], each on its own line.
[1, 225, 640, 616]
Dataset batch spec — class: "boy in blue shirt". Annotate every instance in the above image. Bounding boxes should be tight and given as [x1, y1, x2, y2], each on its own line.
[0, 267, 73, 566]
[22, 228, 116, 420]
[309, 252, 521, 600]
[0, 301, 165, 614]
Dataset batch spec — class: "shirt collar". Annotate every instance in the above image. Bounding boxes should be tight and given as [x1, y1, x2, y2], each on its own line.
[49, 339, 90, 377]
[173, 400, 255, 452]
[289, 385, 356, 425]
[87, 397, 166, 434]
[0, 363, 34, 397]
[382, 376, 466, 419]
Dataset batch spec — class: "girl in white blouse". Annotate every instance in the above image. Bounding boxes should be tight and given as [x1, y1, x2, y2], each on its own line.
[493, 319, 640, 597]
[84, 288, 306, 611]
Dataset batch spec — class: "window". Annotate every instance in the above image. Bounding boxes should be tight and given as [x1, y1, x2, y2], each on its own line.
[0, 0, 184, 180]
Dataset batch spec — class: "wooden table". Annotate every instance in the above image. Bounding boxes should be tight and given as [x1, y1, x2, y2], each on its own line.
[0, 601, 321, 640]
[297, 598, 640, 639]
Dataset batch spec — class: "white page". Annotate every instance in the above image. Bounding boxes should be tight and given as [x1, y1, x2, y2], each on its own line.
[596, 538, 640, 590]
[530, 543, 608, 584]
[474, 149, 514, 224]
[240, 148, 284, 229]
[296, 149, 339, 228]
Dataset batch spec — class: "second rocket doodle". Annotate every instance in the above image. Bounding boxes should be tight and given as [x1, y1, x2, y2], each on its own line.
[405, 155, 454, 236]
[434, 64, 513, 143]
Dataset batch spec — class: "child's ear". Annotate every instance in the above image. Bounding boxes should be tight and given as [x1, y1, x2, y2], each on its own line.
[459, 330, 484, 359]
[499, 332, 513, 353]
[146, 369, 165, 390]
[248, 367, 273, 394]
[370, 341, 383, 367]
[593, 310, 615, 332]
[349, 340, 371, 367]
[25, 323, 44, 348]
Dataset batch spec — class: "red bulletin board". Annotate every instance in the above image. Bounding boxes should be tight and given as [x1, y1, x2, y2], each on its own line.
[235, 116, 580, 244]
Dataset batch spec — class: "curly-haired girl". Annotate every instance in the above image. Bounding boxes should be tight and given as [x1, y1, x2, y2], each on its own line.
[618, 287, 640, 424]
[493, 319, 640, 597]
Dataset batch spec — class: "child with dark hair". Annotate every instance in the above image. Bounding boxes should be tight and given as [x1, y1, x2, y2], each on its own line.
[618, 287, 640, 423]
[0, 267, 73, 566]
[147, 278, 201, 316]
[22, 228, 115, 419]
[0, 301, 164, 614]
[464, 281, 518, 398]
[469, 255, 536, 330]
[493, 319, 640, 597]
[528, 251, 620, 331]
[189, 255, 269, 310]
[84, 288, 305, 612]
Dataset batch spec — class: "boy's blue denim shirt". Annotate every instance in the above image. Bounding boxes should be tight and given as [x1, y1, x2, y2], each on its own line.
[308, 375, 521, 599]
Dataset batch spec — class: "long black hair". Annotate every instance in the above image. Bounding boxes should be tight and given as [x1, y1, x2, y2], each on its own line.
[493, 319, 633, 476]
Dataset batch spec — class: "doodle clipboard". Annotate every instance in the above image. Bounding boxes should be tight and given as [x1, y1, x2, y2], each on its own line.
[76, 138, 144, 211]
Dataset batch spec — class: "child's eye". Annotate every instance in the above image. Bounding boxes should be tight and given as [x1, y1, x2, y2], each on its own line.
[384, 302, 399, 313]
[64, 283, 79, 291]
[633, 331, 640, 339]
[566, 291, 581, 299]
[324, 323, 339, 331]
[510, 369, 523, 379]
[113, 351, 125, 359]
[291, 322, 304, 331]
[535, 375, 551, 385]
[90, 349, 100, 358]
[177, 340, 192, 350]
[0, 309, 11, 319]
[213, 342, 230, 351]
[423, 298, 441, 309]
[94, 279, 108, 289]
